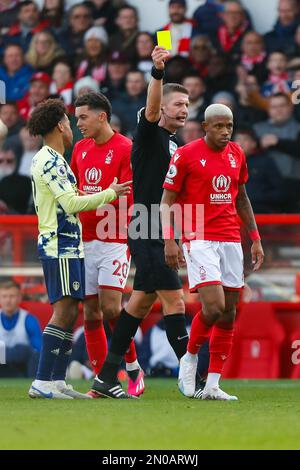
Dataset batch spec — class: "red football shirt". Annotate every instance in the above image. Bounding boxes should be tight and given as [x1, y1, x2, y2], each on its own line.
[71, 132, 133, 243]
[163, 138, 248, 243]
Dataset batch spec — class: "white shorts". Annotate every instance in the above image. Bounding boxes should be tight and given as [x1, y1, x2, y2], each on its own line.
[182, 240, 244, 293]
[84, 240, 131, 296]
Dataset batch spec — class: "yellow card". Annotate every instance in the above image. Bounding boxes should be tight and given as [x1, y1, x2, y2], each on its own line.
[156, 30, 172, 51]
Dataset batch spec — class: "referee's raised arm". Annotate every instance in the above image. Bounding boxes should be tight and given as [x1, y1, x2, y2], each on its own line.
[145, 46, 170, 122]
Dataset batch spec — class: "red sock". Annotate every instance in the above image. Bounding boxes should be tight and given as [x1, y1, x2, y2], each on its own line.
[84, 320, 108, 375]
[208, 322, 234, 374]
[187, 310, 213, 354]
[109, 318, 137, 364]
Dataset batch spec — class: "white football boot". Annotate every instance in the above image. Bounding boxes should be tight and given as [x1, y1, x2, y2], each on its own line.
[202, 386, 238, 401]
[29, 380, 73, 399]
[178, 353, 198, 397]
[54, 380, 92, 399]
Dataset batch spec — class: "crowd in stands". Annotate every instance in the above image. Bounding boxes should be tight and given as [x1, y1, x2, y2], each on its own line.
[1, 0, 300, 214]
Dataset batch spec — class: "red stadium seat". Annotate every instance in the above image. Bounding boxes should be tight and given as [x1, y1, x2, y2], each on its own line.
[20, 301, 84, 330]
[223, 302, 286, 379]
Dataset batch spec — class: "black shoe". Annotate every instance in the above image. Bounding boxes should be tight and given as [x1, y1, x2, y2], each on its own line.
[91, 377, 138, 399]
[193, 375, 206, 399]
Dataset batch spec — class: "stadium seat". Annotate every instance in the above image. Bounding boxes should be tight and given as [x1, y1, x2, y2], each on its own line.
[20, 301, 84, 330]
[223, 302, 286, 379]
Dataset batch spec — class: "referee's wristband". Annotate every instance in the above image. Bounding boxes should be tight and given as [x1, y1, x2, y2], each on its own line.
[151, 66, 165, 80]
[249, 229, 261, 241]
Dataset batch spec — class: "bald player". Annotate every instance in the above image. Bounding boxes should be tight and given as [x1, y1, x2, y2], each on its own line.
[161, 103, 264, 400]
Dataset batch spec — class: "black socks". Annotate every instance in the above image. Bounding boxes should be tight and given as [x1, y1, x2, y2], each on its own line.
[164, 313, 189, 360]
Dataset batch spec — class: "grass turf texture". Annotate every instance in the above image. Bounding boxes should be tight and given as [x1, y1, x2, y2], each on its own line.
[0, 379, 300, 450]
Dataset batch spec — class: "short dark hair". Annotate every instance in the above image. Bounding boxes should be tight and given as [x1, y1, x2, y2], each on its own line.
[19, 0, 37, 10]
[270, 92, 291, 103]
[234, 126, 259, 144]
[0, 279, 21, 291]
[117, 4, 138, 19]
[28, 99, 67, 137]
[74, 92, 112, 122]
[163, 83, 189, 97]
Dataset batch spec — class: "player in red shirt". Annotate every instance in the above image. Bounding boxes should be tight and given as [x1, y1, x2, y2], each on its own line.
[161, 103, 264, 400]
[71, 92, 144, 397]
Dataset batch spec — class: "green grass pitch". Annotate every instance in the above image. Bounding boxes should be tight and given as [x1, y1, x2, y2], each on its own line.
[1, 379, 300, 450]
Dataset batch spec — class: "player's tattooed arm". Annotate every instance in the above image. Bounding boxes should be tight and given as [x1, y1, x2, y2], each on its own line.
[236, 184, 264, 271]
[236, 184, 257, 232]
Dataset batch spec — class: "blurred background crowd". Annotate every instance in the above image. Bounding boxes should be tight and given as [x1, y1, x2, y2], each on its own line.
[1, 0, 300, 216]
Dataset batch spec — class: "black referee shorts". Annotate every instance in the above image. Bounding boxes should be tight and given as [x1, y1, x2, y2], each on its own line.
[128, 238, 182, 294]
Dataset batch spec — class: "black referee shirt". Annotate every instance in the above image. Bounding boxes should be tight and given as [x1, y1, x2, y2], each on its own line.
[131, 108, 179, 210]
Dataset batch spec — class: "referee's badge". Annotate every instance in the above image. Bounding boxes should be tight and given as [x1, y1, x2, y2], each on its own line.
[73, 281, 80, 291]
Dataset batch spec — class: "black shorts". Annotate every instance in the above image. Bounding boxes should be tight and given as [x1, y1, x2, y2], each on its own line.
[128, 238, 182, 294]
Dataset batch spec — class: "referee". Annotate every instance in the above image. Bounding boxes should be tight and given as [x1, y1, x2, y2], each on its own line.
[92, 47, 195, 399]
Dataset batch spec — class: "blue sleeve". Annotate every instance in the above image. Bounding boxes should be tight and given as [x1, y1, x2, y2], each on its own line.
[25, 314, 42, 352]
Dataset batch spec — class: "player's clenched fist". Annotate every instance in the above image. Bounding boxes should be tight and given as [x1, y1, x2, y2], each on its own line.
[151, 46, 170, 70]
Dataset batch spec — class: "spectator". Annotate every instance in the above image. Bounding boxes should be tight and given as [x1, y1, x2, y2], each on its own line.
[18, 126, 42, 177]
[76, 25, 108, 83]
[17, 71, 51, 121]
[254, 93, 300, 211]
[25, 30, 65, 74]
[112, 69, 147, 136]
[192, 0, 224, 37]
[182, 73, 207, 120]
[239, 31, 268, 84]
[205, 52, 235, 98]
[264, 0, 300, 54]
[110, 113, 122, 133]
[87, 0, 118, 35]
[0, 0, 19, 31]
[0, 43, 33, 101]
[234, 127, 284, 213]
[4, 0, 50, 52]
[162, 0, 194, 57]
[212, 89, 237, 109]
[189, 35, 215, 78]
[164, 54, 193, 83]
[49, 59, 74, 111]
[0, 102, 24, 139]
[100, 50, 130, 100]
[261, 51, 292, 97]
[109, 4, 139, 63]
[41, 0, 65, 35]
[59, 3, 93, 60]
[286, 23, 300, 58]
[135, 31, 155, 82]
[73, 75, 99, 98]
[214, 0, 251, 61]
[180, 118, 204, 144]
[0, 144, 32, 213]
[235, 68, 268, 125]
[0, 280, 41, 378]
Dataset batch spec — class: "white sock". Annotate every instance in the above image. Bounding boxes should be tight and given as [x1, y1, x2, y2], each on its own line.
[185, 352, 198, 361]
[126, 359, 139, 371]
[205, 373, 221, 389]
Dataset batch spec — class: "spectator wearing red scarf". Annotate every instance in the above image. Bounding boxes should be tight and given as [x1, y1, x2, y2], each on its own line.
[215, 1, 250, 61]
[162, 0, 195, 57]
